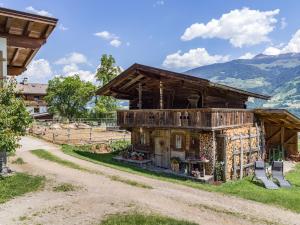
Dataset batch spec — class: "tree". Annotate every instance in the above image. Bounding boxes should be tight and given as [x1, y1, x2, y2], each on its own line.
[45, 75, 96, 120]
[0, 81, 32, 153]
[95, 54, 121, 86]
[92, 54, 121, 118]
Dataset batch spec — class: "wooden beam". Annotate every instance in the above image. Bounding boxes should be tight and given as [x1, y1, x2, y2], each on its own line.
[266, 127, 281, 142]
[110, 87, 131, 97]
[159, 80, 163, 109]
[284, 133, 296, 145]
[7, 66, 26, 75]
[10, 48, 19, 65]
[138, 82, 142, 109]
[5, 17, 12, 33]
[0, 33, 46, 49]
[281, 127, 285, 159]
[41, 24, 54, 38]
[119, 74, 144, 90]
[23, 21, 34, 36]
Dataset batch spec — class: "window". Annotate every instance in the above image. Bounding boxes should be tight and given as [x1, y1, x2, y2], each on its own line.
[34, 96, 40, 101]
[175, 135, 182, 149]
[34, 107, 39, 113]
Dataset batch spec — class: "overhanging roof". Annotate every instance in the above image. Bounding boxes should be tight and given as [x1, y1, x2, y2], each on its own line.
[255, 109, 300, 131]
[0, 7, 58, 76]
[97, 63, 271, 100]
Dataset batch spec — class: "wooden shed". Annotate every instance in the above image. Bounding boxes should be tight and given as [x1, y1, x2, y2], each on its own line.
[97, 63, 299, 182]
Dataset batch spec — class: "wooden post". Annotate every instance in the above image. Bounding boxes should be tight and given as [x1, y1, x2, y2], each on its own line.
[138, 82, 142, 109]
[239, 135, 243, 180]
[67, 128, 70, 144]
[281, 127, 285, 160]
[233, 147, 237, 180]
[89, 127, 92, 143]
[212, 130, 216, 177]
[159, 81, 163, 109]
[255, 122, 261, 159]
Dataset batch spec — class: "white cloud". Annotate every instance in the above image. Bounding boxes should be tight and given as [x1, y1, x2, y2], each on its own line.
[239, 52, 255, 59]
[58, 24, 69, 31]
[25, 6, 52, 17]
[94, 31, 118, 40]
[94, 31, 123, 48]
[263, 29, 300, 55]
[181, 8, 279, 47]
[263, 46, 281, 55]
[62, 63, 95, 83]
[55, 52, 88, 65]
[153, 0, 164, 7]
[110, 39, 122, 47]
[20, 59, 52, 83]
[280, 17, 287, 29]
[162, 48, 229, 69]
[281, 29, 300, 53]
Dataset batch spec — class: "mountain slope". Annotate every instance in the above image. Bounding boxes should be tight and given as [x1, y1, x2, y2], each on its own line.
[185, 53, 300, 116]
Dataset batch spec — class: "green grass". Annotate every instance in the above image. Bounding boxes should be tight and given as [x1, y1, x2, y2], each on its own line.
[53, 183, 78, 192]
[31, 149, 93, 173]
[62, 145, 300, 213]
[0, 173, 45, 204]
[11, 157, 25, 164]
[109, 175, 152, 189]
[100, 212, 197, 225]
[31, 149, 152, 189]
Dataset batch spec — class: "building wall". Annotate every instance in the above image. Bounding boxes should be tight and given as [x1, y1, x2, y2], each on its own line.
[131, 128, 215, 175]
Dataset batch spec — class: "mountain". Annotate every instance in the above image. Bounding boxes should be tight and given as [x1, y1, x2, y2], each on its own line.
[185, 53, 300, 116]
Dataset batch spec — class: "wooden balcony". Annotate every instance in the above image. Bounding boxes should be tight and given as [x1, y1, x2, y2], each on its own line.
[117, 108, 255, 130]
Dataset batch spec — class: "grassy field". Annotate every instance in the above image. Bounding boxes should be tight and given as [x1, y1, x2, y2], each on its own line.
[0, 173, 45, 204]
[62, 145, 300, 213]
[100, 212, 197, 225]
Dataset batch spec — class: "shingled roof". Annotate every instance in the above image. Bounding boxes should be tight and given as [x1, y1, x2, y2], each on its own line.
[16, 82, 47, 95]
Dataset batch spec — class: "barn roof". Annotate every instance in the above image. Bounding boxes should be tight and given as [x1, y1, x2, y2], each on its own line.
[97, 63, 271, 100]
[255, 109, 300, 131]
[0, 7, 58, 76]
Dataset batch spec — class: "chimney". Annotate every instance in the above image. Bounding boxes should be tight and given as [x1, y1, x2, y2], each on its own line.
[21, 77, 28, 85]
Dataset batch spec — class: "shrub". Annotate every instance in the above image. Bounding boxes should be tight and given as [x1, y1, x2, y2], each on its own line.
[109, 140, 131, 153]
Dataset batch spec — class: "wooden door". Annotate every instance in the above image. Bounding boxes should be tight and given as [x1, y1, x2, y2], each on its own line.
[154, 137, 169, 168]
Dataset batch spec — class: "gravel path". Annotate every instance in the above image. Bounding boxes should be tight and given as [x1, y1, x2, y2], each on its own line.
[0, 136, 299, 225]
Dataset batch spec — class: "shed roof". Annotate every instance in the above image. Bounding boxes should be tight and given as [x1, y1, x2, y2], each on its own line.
[0, 7, 58, 76]
[97, 63, 271, 100]
[16, 82, 47, 95]
[255, 109, 300, 131]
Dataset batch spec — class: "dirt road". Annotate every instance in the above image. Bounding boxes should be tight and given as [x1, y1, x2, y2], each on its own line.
[0, 136, 299, 225]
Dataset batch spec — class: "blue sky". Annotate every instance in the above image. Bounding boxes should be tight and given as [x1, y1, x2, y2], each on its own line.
[2, 0, 300, 83]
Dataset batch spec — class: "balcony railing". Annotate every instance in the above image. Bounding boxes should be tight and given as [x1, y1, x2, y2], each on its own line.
[117, 108, 254, 130]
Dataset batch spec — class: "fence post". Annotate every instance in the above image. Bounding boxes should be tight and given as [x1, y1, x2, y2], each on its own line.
[89, 127, 92, 143]
[52, 131, 55, 144]
[68, 128, 70, 144]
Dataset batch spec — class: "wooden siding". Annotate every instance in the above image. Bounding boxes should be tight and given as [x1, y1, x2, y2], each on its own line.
[117, 108, 254, 130]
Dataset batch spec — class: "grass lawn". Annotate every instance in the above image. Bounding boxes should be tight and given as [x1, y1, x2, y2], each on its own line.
[0, 173, 45, 204]
[100, 212, 197, 225]
[62, 145, 300, 213]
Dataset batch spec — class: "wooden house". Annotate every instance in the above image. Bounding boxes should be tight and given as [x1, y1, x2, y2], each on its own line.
[15, 78, 52, 119]
[97, 63, 300, 181]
